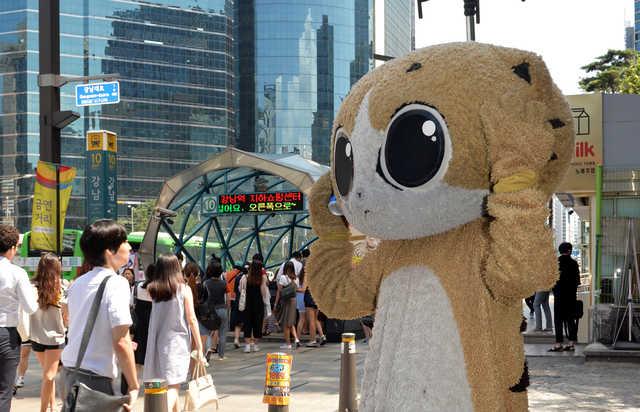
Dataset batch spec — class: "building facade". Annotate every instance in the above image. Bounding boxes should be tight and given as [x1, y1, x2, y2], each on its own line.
[636, 0, 640, 50]
[1, 0, 234, 231]
[235, 0, 413, 165]
[374, 0, 415, 63]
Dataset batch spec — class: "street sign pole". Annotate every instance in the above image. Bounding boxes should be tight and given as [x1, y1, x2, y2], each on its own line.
[38, 0, 61, 164]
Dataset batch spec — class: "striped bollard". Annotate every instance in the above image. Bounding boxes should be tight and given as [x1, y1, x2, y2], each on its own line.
[144, 379, 168, 412]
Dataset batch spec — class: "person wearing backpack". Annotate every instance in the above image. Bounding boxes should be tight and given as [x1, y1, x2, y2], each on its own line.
[199, 261, 227, 360]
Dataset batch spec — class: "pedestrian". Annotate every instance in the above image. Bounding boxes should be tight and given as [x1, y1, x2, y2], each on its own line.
[121, 267, 135, 288]
[144, 254, 204, 412]
[0, 224, 38, 412]
[524, 293, 535, 319]
[549, 242, 581, 352]
[225, 263, 244, 348]
[120, 263, 156, 395]
[533, 289, 552, 332]
[29, 253, 68, 412]
[303, 267, 326, 347]
[183, 261, 200, 300]
[276, 261, 300, 350]
[200, 260, 227, 360]
[60, 220, 138, 410]
[238, 259, 271, 353]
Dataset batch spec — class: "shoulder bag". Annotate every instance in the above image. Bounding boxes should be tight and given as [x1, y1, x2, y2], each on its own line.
[62, 276, 130, 412]
[238, 276, 247, 312]
[280, 281, 296, 300]
[196, 280, 221, 331]
[183, 361, 218, 411]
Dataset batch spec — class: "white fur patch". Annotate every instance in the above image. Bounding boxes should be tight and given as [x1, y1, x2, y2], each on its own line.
[339, 92, 489, 240]
[360, 266, 473, 412]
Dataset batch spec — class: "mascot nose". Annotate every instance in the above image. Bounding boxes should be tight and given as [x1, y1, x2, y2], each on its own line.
[355, 189, 365, 199]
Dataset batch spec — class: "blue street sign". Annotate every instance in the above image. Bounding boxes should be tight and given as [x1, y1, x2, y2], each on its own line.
[76, 81, 120, 107]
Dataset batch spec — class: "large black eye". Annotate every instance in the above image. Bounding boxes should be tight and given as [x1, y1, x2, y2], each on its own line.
[333, 131, 353, 196]
[382, 106, 447, 188]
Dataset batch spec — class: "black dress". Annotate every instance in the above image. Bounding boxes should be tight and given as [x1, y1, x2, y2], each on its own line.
[243, 281, 264, 339]
[132, 284, 152, 365]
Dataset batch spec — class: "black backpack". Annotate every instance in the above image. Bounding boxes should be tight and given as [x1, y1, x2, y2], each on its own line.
[196, 279, 221, 331]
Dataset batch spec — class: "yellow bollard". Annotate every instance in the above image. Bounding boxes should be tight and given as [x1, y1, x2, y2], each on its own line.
[144, 379, 168, 412]
[263, 352, 293, 412]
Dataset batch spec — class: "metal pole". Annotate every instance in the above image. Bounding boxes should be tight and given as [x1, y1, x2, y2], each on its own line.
[56, 165, 61, 256]
[339, 333, 357, 412]
[39, 0, 61, 164]
[130, 205, 134, 232]
[465, 16, 475, 41]
[143, 379, 168, 412]
[463, 0, 477, 41]
[595, 165, 603, 305]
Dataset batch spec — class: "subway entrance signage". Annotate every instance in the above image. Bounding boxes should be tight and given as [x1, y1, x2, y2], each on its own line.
[202, 191, 304, 215]
[76, 81, 120, 106]
[86, 130, 118, 223]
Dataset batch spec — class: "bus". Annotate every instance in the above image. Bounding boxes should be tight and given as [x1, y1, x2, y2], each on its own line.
[14, 229, 222, 280]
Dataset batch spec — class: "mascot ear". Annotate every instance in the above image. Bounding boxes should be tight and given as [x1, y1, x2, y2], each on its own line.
[487, 46, 574, 196]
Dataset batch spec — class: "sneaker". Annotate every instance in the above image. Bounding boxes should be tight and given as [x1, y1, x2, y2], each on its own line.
[280, 344, 292, 350]
[305, 341, 319, 347]
[218, 356, 225, 360]
[243, 344, 251, 353]
[319, 335, 327, 346]
[14, 376, 24, 388]
[234, 341, 240, 349]
[252, 344, 260, 352]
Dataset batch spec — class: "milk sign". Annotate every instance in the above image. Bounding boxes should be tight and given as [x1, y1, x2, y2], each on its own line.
[76, 81, 120, 106]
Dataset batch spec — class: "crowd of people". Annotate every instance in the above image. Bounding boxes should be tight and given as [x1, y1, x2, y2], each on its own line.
[0, 221, 330, 412]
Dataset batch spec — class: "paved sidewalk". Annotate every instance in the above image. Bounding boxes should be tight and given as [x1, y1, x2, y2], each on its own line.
[11, 340, 640, 411]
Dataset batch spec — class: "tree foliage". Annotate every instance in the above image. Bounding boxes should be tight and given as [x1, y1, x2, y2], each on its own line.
[579, 49, 640, 94]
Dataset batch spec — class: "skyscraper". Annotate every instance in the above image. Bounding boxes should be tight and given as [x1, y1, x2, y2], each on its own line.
[636, 0, 640, 51]
[236, 0, 413, 164]
[0, 0, 234, 231]
[374, 0, 415, 64]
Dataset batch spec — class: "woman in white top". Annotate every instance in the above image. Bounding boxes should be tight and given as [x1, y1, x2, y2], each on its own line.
[30, 253, 68, 412]
[144, 254, 203, 412]
[275, 261, 300, 350]
[0, 225, 38, 412]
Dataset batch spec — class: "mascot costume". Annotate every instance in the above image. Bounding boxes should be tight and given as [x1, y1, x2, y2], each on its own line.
[305, 42, 574, 411]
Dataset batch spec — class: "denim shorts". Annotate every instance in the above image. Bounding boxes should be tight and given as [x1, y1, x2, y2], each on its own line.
[296, 292, 306, 312]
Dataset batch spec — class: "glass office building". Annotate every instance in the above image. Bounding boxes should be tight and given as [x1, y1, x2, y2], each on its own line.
[635, 0, 640, 51]
[235, 0, 375, 165]
[0, 0, 234, 231]
[374, 0, 414, 63]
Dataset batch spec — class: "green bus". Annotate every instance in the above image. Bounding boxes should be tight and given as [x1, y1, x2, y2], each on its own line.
[15, 229, 221, 280]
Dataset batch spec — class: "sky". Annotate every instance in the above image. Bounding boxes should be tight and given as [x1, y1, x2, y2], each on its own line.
[414, 0, 635, 95]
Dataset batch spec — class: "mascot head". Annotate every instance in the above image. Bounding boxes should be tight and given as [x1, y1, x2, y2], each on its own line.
[330, 42, 573, 240]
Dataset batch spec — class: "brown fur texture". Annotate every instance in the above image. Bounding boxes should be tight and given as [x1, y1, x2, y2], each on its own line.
[306, 43, 574, 411]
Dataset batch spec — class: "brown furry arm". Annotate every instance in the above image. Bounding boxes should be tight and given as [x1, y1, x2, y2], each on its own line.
[306, 173, 386, 319]
[483, 189, 558, 303]
[481, 92, 560, 303]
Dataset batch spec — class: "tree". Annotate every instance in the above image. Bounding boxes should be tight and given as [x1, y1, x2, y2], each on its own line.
[579, 49, 640, 94]
[119, 199, 155, 233]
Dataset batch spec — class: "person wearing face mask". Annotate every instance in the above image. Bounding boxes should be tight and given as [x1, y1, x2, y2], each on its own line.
[60, 220, 139, 411]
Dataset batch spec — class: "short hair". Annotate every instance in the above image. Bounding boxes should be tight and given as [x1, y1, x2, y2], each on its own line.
[206, 260, 223, 279]
[80, 220, 128, 267]
[0, 225, 19, 254]
[301, 249, 310, 258]
[291, 250, 302, 259]
[558, 242, 572, 255]
[148, 254, 183, 302]
[252, 252, 264, 263]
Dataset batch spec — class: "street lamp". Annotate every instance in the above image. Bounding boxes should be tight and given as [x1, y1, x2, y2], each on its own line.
[128, 204, 136, 233]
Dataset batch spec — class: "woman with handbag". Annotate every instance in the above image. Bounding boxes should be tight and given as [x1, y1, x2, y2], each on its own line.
[199, 260, 227, 360]
[30, 253, 68, 412]
[144, 254, 204, 412]
[238, 259, 271, 353]
[275, 262, 299, 350]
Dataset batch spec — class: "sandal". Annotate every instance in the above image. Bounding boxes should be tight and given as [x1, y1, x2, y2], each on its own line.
[563, 345, 575, 352]
[548, 346, 564, 352]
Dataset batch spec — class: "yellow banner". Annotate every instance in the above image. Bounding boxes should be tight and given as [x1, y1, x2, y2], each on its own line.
[30, 161, 77, 252]
[557, 93, 603, 194]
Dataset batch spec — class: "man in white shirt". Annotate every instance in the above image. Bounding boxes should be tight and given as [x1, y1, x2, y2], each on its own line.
[275, 251, 303, 279]
[60, 220, 138, 411]
[0, 225, 38, 412]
